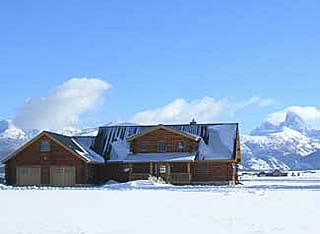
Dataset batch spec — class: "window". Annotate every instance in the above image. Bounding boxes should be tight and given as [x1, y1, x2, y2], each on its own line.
[157, 142, 167, 153]
[160, 165, 167, 174]
[177, 140, 185, 151]
[41, 140, 51, 152]
[55, 167, 64, 175]
[139, 143, 148, 152]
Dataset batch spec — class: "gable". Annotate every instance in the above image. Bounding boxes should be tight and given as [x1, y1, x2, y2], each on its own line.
[2, 132, 89, 164]
[131, 128, 197, 143]
[128, 128, 199, 154]
[127, 125, 199, 142]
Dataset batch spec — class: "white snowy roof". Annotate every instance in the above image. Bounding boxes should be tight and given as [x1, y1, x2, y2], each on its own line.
[122, 152, 196, 162]
[198, 125, 238, 160]
[72, 137, 105, 164]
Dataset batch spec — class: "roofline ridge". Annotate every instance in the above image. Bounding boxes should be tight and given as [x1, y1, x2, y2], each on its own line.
[43, 130, 71, 138]
[98, 122, 239, 129]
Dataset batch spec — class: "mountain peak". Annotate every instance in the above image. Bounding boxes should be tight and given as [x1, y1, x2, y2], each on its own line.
[0, 119, 26, 140]
[284, 111, 305, 125]
[281, 111, 309, 133]
[251, 111, 310, 136]
[0, 120, 10, 133]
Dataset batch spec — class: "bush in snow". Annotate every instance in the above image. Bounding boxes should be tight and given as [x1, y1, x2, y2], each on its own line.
[147, 175, 167, 185]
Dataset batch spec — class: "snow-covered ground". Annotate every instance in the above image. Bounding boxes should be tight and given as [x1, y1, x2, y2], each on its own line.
[1, 173, 320, 234]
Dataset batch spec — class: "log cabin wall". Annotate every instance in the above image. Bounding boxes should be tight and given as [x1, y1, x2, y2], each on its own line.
[97, 162, 129, 183]
[5, 135, 93, 185]
[192, 161, 235, 184]
[130, 129, 198, 153]
[97, 161, 237, 185]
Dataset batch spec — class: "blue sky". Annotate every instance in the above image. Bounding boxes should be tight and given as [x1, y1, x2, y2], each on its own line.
[1, 0, 320, 133]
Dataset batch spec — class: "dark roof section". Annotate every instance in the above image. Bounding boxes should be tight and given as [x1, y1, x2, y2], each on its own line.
[44, 131, 105, 164]
[92, 123, 239, 161]
[45, 131, 83, 152]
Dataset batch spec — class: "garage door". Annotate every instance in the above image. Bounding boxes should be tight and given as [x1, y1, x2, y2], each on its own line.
[50, 167, 75, 186]
[17, 167, 41, 186]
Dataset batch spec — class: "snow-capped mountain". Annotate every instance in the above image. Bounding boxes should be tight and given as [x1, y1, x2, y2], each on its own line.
[0, 120, 27, 140]
[0, 120, 30, 169]
[251, 111, 310, 135]
[242, 111, 320, 170]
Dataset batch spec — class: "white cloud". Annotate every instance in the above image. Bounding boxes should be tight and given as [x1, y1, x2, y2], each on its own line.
[14, 78, 111, 130]
[267, 106, 320, 126]
[130, 96, 273, 125]
[245, 96, 275, 107]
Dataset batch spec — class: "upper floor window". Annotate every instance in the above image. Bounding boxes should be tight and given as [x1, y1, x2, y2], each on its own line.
[139, 143, 148, 152]
[177, 140, 185, 151]
[157, 142, 167, 153]
[41, 140, 51, 152]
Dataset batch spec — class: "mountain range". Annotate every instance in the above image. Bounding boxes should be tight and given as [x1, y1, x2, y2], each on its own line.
[1, 112, 320, 171]
[241, 111, 320, 170]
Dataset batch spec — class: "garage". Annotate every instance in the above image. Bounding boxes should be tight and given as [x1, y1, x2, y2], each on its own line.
[16, 167, 41, 186]
[50, 167, 76, 186]
[3, 131, 105, 186]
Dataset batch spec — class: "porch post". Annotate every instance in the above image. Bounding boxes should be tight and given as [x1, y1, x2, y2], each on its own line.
[188, 162, 192, 182]
[129, 163, 132, 181]
[166, 162, 170, 183]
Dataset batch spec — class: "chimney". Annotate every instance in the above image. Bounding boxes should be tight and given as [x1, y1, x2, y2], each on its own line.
[190, 118, 197, 125]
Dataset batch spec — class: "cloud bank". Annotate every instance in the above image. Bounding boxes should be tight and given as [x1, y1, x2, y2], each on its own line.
[130, 96, 273, 125]
[14, 78, 111, 130]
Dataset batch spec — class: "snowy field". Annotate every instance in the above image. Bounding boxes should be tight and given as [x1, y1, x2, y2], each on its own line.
[1, 172, 320, 234]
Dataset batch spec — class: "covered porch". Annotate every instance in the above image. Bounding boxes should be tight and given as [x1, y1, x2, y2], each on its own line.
[125, 161, 192, 185]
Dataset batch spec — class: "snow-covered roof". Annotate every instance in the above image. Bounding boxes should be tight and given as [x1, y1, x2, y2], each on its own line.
[72, 137, 105, 164]
[198, 125, 238, 160]
[119, 152, 196, 162]
[93, 123, 239, 161]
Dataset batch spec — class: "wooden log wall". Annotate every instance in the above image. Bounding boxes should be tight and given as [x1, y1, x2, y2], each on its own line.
[130, 129, 198, 153]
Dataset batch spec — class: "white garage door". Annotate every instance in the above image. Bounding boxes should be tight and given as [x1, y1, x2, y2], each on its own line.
[17, 167, 41, 186]
[50, 167, 75, 186]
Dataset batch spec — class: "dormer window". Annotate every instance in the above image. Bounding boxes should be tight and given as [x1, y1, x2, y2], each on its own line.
[139, 143, 148, 152]
[41, 140, 51, 152]
[177, 140, 185, 151]
[157, 142, 167, 153]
